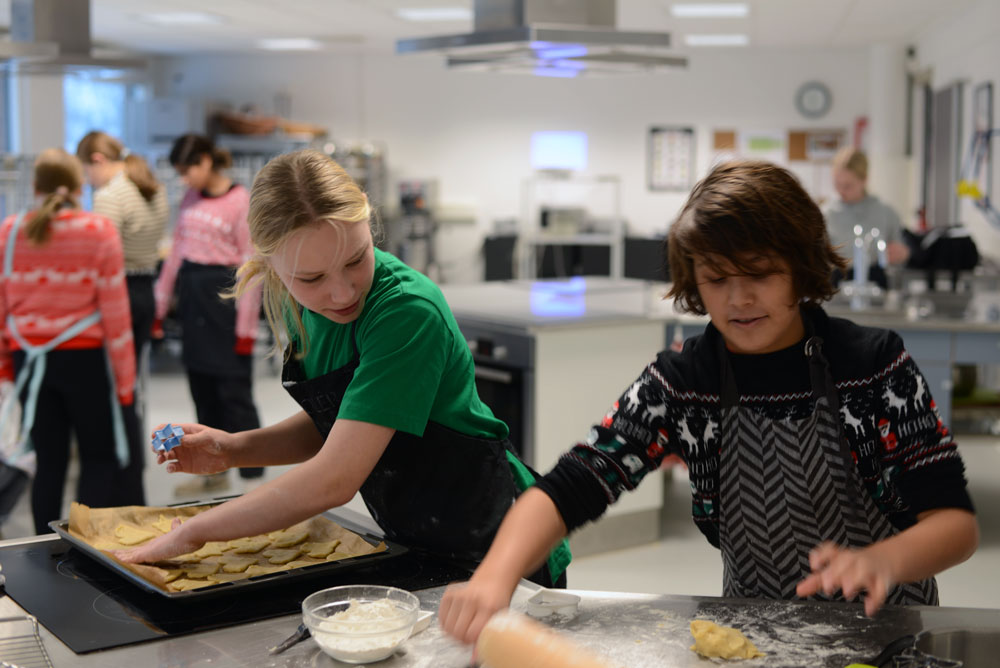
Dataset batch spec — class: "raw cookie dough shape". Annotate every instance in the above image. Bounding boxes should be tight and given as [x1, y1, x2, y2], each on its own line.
[262, 547, 303, 565]
[192, 542, 229, 559]
[245, 564, 284, 577]
[218, 555, 257, 573]
[207, 572, 247, 583]
[114, 524, 157, 546]
[228, 536, 271, 554]
[183, 562, 221, 578]
[689, 620, 764, 659]
[152, 514, 179, 534]
[268, 528, 309, 548]
[301, 540, 340, 558]
[169, 578, 211, 592]
[161, 569, 183, 583]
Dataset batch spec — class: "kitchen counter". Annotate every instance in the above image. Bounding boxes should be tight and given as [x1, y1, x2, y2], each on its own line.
[3, 558, 997, 667]
[441, 278, 659, 332]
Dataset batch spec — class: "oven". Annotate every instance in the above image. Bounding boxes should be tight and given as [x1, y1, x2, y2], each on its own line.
[457, 318, 535, 468]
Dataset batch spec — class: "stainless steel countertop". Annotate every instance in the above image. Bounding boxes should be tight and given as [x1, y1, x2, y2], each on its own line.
[3, 562, 998, 667]
[441, 280, 1000, 334]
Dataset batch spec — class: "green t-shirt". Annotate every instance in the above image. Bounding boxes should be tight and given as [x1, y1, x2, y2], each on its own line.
[298, 248, 507, 440]
[296, 250, 570, 581]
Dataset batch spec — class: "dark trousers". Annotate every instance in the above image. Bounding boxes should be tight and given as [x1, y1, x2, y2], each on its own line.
[126, 274, 155, 458]
[126, 275, 155, 370]
[187, 370, 263, 479]
[14, 349, 145, 534]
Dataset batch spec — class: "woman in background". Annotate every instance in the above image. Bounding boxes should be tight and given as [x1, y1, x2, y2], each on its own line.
[154, 134, 263, 494]
[77, 130, 169, 485]
[825, 147, 910, 288]
[0, 149, 139, 533]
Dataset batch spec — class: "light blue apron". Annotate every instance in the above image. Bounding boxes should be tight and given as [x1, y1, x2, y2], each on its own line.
[0, 212, 129, 468]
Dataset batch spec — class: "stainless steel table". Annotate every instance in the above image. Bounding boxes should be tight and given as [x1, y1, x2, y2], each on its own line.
[2, 566, 998, 667]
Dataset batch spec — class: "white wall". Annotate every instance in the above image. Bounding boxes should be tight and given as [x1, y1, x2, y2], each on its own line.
[153, 47, 869, 281]
[912, 0, 1000, 261]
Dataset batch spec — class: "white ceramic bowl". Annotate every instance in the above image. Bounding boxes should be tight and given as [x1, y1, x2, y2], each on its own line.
[302, 585, 419, 664]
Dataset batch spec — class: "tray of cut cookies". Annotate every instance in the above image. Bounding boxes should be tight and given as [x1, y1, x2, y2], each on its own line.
[48, 499, 408, 599]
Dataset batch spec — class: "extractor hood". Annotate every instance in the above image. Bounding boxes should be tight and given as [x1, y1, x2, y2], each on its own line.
[0, 0, 146, 74]
[396, 0, 686, 76]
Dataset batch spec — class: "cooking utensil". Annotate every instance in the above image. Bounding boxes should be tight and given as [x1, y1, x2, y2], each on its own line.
[526, 589, 580, 620]
[865, 633, 915, 667]
[268, 622, 310, 656]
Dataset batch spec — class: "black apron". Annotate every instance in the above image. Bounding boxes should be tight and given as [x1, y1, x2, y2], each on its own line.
[177, 261, 251, 378]
[716, 329, 938, 606]
[281, 322, 519, 563]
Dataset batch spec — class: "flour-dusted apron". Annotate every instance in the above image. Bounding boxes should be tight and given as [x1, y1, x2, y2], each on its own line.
[716, 332, 937, 605]
[0, 213, 129, 468]
[281, 322, 519, 563]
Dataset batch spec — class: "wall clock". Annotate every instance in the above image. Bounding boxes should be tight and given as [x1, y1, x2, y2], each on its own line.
[795, 81, 833, 119]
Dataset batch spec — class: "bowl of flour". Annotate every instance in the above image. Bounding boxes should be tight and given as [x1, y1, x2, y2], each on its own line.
[302, 585, 420, 663]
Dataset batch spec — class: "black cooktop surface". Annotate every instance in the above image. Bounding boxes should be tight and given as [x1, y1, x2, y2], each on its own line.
[0, 537, 473, 654]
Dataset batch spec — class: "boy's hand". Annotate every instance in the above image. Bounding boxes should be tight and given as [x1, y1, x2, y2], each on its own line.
[796, 541, 895, 616]
[439, 578, 514, 646]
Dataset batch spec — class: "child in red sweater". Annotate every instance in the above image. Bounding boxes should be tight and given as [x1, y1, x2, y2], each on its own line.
[0, 148, 141, 533]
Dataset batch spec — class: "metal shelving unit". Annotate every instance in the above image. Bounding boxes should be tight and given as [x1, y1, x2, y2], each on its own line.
[518, 172, 623, 279]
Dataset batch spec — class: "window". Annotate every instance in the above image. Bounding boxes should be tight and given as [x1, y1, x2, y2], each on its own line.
[63, 71, 126, 154]
[0, 72, 11, 153]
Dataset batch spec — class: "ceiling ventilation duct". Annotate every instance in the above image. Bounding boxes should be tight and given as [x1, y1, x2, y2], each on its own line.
[396, 0, 686, 76]
[1, 0, 146, 74]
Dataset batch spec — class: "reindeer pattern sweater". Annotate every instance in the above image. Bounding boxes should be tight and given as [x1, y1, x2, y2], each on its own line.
[535, 307, 974, 548]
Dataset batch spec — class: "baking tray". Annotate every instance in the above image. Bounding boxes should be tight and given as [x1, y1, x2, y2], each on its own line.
[48, 496, 409, 601]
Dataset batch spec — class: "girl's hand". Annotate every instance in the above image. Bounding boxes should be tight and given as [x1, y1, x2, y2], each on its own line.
[439, 578, 514, 646]
[796, 541, 895, 616]
[113, 519, 202, 564]
[153, 423, 235, 475]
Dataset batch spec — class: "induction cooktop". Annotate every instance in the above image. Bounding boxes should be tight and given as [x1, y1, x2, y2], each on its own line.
[0, 536, 472, 654]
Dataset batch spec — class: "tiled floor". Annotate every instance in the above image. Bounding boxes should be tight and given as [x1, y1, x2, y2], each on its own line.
[4, 361, 998, 609]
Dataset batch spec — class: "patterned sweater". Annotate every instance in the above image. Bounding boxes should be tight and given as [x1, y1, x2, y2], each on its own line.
[154, 185, 261, 340]
[535, 307, 974, 549]
[0, 209, 135, 403]
[93, 171, 169, 273]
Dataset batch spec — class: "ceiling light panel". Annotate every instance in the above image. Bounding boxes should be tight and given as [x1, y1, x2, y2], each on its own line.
[138, 12, 225, 26]
[396, 7, 473, 22]
[683, 33, 749, 46]
[670, 4, 749, 19]
[257, 38, 324, 51]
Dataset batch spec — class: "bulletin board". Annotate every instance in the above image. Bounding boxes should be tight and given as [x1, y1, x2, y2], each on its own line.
[648, 126, 695, 191]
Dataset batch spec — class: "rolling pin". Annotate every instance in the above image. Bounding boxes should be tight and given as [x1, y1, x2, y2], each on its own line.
[476, 610, 617, 668]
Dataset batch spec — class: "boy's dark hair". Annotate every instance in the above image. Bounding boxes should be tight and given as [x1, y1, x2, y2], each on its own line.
[169, 133, 232, 171]
[666, 160, 847, 315]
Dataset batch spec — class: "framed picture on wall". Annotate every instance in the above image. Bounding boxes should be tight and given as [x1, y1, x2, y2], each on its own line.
[648, 126, 695, 191]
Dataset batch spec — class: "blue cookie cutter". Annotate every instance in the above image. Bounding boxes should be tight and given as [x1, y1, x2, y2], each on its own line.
[152, 424, 185, 452]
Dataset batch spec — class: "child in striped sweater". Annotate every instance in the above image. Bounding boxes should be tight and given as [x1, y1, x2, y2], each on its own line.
[0, 148, 140, 533]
